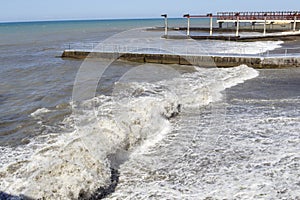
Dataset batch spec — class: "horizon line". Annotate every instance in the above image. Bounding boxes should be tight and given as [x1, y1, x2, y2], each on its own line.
[0, 17, 187, 24]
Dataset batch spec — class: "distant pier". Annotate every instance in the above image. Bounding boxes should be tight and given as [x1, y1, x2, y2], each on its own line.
[217, 11, 300, 28]
[160, 11, 300, 40]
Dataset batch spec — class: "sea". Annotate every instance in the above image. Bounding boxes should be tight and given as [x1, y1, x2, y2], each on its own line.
[0, 18, 299, 199]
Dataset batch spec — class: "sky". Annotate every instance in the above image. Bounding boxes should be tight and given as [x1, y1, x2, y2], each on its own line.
[1, 0, 300, 22]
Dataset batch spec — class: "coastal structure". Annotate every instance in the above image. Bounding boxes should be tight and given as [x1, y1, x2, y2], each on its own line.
[217, 11, 300, 30]
[62, 11, 300, 68]
[174, 11, 300, 38]
[62, 50, 300, 68]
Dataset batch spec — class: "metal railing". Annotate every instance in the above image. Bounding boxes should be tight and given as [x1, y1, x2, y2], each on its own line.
[217, 11, 300, 21]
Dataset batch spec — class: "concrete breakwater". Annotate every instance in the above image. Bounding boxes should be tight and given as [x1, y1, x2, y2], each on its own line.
[62, 50, 300, 68]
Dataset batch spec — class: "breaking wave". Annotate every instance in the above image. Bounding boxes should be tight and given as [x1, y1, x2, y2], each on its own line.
[0, 65, 258, 199]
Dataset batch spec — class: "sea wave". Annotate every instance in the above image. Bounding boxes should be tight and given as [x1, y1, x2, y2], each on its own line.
[0, 64, 258, 199]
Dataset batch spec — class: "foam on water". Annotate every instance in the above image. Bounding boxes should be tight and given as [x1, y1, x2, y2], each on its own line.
[30, 108, 51, 118]
[106, 70, 299, 200]
[212, 41, 283, 55]
[90, 29, 283, 56]
[0, 65, 258, 199]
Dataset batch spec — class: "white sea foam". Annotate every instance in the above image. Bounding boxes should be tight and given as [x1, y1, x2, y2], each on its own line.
[30, 108, 51, 118]
[107, 69, 299, 200]
[96, 29, 283, 56]
[0, 65, 259, 199]
[209, 41, 284, 55]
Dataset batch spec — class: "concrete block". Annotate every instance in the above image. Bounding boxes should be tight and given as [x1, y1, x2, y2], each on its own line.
[162, 54, 180, 64]
[144, 54, 163, 64]
[120, 53, 145, 63]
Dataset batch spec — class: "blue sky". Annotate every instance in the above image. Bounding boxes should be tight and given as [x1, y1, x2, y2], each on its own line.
[1, 0, 299, 22]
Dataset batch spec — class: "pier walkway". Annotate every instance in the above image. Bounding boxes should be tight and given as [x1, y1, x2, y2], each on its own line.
[161, 11, 300, 39]
[217, 11, 300, 25]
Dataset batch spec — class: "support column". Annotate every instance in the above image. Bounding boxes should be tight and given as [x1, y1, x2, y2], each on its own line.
[293, 13, 297, 32]
[235, 13, 240, 37]
[183, 14, 190, 36]
[207, 13, 213, 36]
[263, 14, 267, 36]
[251, 22, 256, 30]
[219, 22, 223, 28]
[187, 16, 190, 36]
[270, 22, 274, 30]
[161, 14, 168, 36]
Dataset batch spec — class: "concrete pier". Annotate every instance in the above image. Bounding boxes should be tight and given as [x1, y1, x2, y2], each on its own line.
[62, 50, 300, 68]
[177, 11, 300, 39]
[161, 32, 300, 41]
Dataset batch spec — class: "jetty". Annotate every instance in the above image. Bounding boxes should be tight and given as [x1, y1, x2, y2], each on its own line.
[62, 49, 300, 68]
